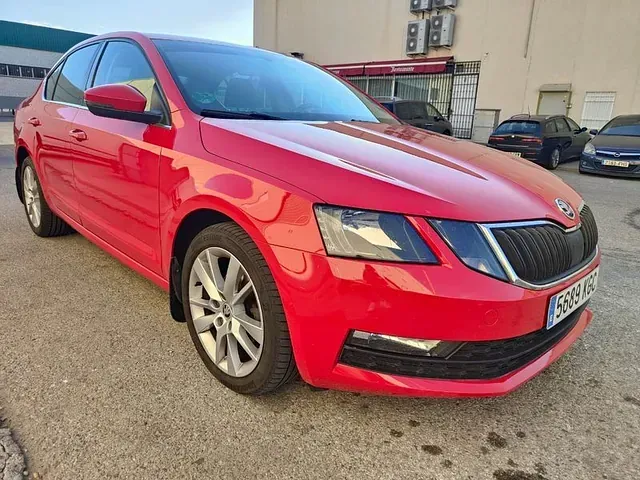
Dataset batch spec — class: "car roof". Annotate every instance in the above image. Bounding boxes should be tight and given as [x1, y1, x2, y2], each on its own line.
[72, 31, 261, 53]
[508, 114, 562, 122]
[610, 114, 640, 121]
[507, 114, 568, 122]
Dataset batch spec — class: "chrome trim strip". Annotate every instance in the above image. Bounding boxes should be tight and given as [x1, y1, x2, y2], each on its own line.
[596, 150, 640, 157]
[482, 218, 582, 233]
[478, 219, 599, 291]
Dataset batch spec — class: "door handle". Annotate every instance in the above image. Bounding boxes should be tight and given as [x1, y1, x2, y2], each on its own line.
[69, 129, 87, 141]
[28, 117, 41, 127]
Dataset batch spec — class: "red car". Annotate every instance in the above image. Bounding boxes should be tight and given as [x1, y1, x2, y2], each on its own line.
[13, 32, 600, 397]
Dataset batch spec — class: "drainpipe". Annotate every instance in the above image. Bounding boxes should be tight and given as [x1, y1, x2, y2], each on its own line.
[524, 0, 536, 58]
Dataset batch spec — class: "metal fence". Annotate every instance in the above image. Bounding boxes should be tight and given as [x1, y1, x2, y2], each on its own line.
[346, 61, 481, 139]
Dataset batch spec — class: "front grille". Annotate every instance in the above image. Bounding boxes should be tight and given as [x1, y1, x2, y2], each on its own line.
[596, 150, 640, 161]
[339, 304, 586, 380]
[491, 205, 598, 284]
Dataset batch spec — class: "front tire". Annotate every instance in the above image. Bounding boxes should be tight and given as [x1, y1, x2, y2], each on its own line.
[20, 157, 73, 237]
[181, 222, 297, 394]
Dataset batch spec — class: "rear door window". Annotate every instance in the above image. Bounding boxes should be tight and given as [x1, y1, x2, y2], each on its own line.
[53, 44, 100, 106]
[395, 103, 413, 120]
[494, 121, 541, 136]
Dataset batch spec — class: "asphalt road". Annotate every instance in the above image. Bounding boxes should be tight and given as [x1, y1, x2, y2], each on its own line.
[0, 129, 639, 479]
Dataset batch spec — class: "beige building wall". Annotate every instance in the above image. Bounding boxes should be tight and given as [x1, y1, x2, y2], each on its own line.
[254, 0, 640, 123]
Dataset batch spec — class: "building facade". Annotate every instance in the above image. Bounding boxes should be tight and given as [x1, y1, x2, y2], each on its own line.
[254, 0, 640, 141]
[0, 21, 93, 110]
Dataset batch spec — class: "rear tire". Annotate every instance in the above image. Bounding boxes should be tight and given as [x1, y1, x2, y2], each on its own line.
[181, 222, 297, 395]
[20, 157, 73, 237]
[546, 147, 561, 170]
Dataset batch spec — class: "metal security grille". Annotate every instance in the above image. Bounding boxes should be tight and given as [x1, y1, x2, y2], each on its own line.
[580, 92, 616, 130]
[344, 61, 481, 139]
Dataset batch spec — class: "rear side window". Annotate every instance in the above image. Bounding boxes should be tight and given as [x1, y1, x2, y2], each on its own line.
[395, 103, 412, 120]
[544, 121, 557, 134]
[494, 121, 541, 136]
[45, 63, 63, 100]
[53, 44, 100, 106]
[92, 41, 161, 112]
[554, 118, 571, 133]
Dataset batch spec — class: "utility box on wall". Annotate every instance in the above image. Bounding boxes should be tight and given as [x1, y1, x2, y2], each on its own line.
[429, 14, 456, 47]
[406, 20, 429, 55]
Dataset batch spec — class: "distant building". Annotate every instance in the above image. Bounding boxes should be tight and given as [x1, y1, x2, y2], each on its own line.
[0, 20, 93, 110]
[254, 0, 640, 142]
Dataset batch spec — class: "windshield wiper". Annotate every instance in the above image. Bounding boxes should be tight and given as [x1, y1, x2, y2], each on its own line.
[200, 109, 286, 120]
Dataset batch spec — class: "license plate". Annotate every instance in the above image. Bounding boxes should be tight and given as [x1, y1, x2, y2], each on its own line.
[547, 267, 599, 329]
[509, 152, 522, 157]
[602, 159, 629, 167]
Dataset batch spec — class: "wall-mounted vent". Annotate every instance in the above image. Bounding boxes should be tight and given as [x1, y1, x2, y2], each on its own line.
[406, 19, 429, 55]
[432, 0, 457, 9]
[429, 14, 456, 47]
[410, 0, 432, 13]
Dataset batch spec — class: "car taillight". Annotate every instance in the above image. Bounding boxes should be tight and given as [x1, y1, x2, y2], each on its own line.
[488, 136, 502, 143]
[521, 137, 542, 144]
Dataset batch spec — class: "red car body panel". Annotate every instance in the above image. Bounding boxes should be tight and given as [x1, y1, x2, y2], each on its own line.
[13, 32, 599, 397]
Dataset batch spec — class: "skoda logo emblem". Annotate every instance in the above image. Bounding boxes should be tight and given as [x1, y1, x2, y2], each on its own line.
[614, 152, 621, 158]
[555, 198, 575, 220]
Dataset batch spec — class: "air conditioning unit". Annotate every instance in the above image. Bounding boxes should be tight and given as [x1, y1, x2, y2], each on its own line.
[406, 20, 429, 55]
[432, 0, 457, 9]
[429, 14, 456, 47]
[409, 0, 431, 13]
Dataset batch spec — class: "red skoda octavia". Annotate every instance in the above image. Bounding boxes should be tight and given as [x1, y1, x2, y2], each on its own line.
[13, 33, 600, 396]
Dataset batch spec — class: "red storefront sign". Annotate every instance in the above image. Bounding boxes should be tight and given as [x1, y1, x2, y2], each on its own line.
[325, 57, 453, 77]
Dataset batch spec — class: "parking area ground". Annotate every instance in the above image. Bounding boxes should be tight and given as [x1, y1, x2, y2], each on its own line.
[0, 123, 638, 479]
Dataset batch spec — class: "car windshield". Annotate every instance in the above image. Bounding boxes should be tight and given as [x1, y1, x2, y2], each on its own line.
[599, 117, 640, 136]
[494, 121, 541, 136]
[153, 39, 399, 124]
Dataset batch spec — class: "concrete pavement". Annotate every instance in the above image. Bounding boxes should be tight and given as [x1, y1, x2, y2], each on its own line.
[0, 126, 638, 479]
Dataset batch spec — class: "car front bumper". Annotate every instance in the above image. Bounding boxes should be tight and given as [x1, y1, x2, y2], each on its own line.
[580, 154, 640, 177]
[268, 218, 600, 397]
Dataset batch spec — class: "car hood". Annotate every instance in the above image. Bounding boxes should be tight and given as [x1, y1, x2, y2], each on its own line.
[591, 134, 640, 151]
[200, 119, 583, 226]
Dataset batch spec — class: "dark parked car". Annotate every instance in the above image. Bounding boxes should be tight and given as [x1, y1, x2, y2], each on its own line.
[376, 97, 453, 135]
[488, 114, 591, 169]
[580, 115, 640, 178]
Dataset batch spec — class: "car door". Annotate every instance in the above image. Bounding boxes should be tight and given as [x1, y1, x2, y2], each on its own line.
[36, 43, 101, 223]
[69, 40, 172, 274]
[553, 117, 573, 160]
[565, 116, 590, 157]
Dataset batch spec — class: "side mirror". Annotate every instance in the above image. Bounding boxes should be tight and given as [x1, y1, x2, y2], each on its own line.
[589, 129, 599, 135]
[84, 84, 163, 125]
[579, 127, 588, 133]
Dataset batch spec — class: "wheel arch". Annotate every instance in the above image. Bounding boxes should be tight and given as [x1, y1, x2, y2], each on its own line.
[166, 198, 276, 322]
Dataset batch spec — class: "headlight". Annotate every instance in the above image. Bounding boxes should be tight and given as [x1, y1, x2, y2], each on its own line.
[429, 219, 507, 280]
[583, 142, 596, 156]
[314, 206, 438, 263]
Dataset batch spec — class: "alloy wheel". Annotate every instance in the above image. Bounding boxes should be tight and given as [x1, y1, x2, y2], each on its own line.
[188, 247, 264, 377]
[23, 165, 41, 228]
[551, 148, 560, 168]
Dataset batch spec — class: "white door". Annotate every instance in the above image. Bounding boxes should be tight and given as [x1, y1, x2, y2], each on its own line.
[538, 91, 570, 115]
